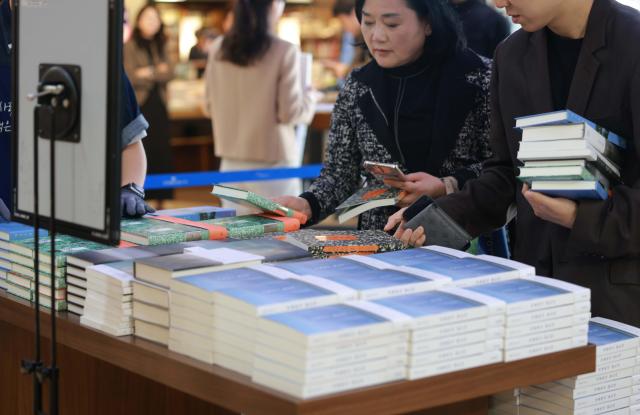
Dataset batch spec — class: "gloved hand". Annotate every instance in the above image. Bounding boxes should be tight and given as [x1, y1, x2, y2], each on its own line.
[121, 184, 155, 218]
[0, 198, 10, 222]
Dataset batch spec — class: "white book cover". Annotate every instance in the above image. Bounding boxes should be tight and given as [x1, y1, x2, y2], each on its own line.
[596, 347, 638, 367]
[505, 301, 591, 327]
[253, 354, 406, 385]
[214, 352, 252, 376]
[170, 314, 214, 339]
[504, 326, 590, 350]
[80, 316, 132, 337]
[251, 366, 405, 399]
[170, 292, 213, 317]
[84, 291, 132, 310]
[184, 246, 265, 265]
[408, 350, 502, 380]
[254, 331, 408, 360]
[411, 315, 504, 343]
[570, 357, 638, 385]
[168, 338, 213, 364]
[170, 326, 213, 349]
[504, 335, 588, 362]
[533, 376, 636, 400]
[411, 327, 503, 354]
[505, 313, 591, 338]
[520, 392, 630, 415]
[135, 319, 169, 345]
[475, 255, 536, 277]
[467, 276, 589, 315]
[132, 301, 169, 327]
[588, 317, 640, 356]
[254, 341, 408, 372]
[409, 339, 502, 367]
[132, 280, 169, 309]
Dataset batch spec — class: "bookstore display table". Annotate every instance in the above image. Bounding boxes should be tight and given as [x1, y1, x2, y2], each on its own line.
[0, 291, 595, 415]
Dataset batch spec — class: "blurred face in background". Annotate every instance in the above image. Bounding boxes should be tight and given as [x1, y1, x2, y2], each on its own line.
[495, 0, 563, 32]
[138, 6, 162, 39]
[360, 0, 430, 68]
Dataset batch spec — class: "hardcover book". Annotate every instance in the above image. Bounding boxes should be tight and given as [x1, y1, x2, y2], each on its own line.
[0, 222, 48, 241]
[9, 234, 110, 267]
[202, 214, 300, 239]
[530, 180, 609, 200]
[280, 229, 406, 258]
[335, 185, 403, 224]
[151, 206, 236, 221]
[120, 218, 211, 245]
[211, 185, 308, 224]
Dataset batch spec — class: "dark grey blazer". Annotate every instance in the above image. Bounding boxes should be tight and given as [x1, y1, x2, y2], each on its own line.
[437, 0, 640, 326]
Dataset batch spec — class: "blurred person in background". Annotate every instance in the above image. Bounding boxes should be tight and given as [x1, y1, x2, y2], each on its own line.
[189, 27, 219, 78]
[125, 4, 175, 206]
[450, 0, 511, 58]
[323, 0, 369, 84]
[203, 0, 319, 215]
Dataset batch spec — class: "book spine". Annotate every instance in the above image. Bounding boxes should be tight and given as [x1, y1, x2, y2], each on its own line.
[504, 335, 587, 362]
[408, 350, 502, 380]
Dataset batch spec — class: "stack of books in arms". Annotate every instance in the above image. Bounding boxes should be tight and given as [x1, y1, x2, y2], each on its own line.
[251, 302, 410, 398]
[345, 246, 534, 287]
[278, 229, 406, 258]
[272, 257, 450, 300]
[371, 288, 505, 380]
[490, 317, 640, 415]
[80, 262, 135, 336]
[168, 266, 355, 374]
[467, 276, 591, 363]
[5, 231, 109, 311]
[516, 110, 627, 200]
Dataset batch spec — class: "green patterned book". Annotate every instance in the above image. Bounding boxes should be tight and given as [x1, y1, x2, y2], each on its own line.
[202, 215, 299, 239]
[6, 280, 67, 311]
[211, 185, 308, 224]
[8, 234, 111, 267]
[121, 218, 210, 246]
[280, 229, 406, 258]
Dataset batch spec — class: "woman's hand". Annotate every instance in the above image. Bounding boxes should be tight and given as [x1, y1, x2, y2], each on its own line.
[522, 183, 578, 229]
[385, 172, 446, 207]
[272, 196, 313, 220]
[384, 207, 427, 247]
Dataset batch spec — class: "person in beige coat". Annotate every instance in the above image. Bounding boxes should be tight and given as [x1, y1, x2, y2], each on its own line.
[204, 0, 318, 213]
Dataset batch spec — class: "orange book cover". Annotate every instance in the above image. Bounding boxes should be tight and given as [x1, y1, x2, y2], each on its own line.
[260, 214, 301, 233]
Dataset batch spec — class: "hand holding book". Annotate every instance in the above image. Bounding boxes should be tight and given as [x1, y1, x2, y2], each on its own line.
[383, 172, 447, 207]
[521, 183, 578, 229]
[271, 195, 313, 222]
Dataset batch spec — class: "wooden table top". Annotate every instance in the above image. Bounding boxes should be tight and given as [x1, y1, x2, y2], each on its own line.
[0, 291, 596, 415]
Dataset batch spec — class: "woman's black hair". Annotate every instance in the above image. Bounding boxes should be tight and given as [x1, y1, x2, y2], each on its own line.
[354, 0, 466, 60]
[219, 0, 277, 66]
[132, 4, 167, 58]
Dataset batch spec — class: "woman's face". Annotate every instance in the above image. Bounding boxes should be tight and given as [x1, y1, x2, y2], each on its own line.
[360, 0, 430, 68]
[138, 7, 162, 39]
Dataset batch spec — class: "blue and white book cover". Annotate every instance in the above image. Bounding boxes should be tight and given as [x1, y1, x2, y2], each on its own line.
[366, 248, 461, 268]
[175, 267, 278, 293]
[467, 279, 569, 303]
[373, 291, 484, 318]
[589, 318, 640, 346]
[276, 258, 436, 290]
[216, 278, 336, 307]
[264, 304, 390, 336]
[0, 222, 48, 241]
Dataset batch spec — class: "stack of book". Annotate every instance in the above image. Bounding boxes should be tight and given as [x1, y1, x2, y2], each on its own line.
[80, 262, 134, 336]
[152, 206, 236, 221]
[0, 222, 44, 291]
[278, 229, 406, 258]
[490, 317, 640, 415]
[5, 233, 109, 311]
[372, 287, 505, 380]
[132, 247, 264, 345]
[251, 301, 410, 398]
[120, 217, 218, 245]
[467, 276, 591, 362]
[346, 246, 534, 288]
[169, 266, 355, 374]
[515, 110, 626, 200]
[273, 257, 450, 300]
[519, 318, 640, 415]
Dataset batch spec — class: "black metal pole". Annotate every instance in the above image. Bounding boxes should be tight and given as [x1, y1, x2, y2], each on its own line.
[31, 104, 43, 415]
[48, 106, 59, 415]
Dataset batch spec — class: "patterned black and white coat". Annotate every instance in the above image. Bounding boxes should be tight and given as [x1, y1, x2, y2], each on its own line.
[301, 48, 493, 231]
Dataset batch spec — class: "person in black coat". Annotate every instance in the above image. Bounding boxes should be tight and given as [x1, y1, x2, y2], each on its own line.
[450, 0, 511, 58]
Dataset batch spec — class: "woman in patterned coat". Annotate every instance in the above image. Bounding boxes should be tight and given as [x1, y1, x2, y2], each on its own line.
[276, 0, 493, 231]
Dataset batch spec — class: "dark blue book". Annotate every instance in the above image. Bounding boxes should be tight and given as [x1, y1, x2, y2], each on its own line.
[531, 180, 608, 200]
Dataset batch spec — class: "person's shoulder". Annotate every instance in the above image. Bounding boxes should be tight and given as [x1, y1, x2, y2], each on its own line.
[271, 37, 298, 54]
[493, 28, 528, 63]
[609, 1, 640, 37]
